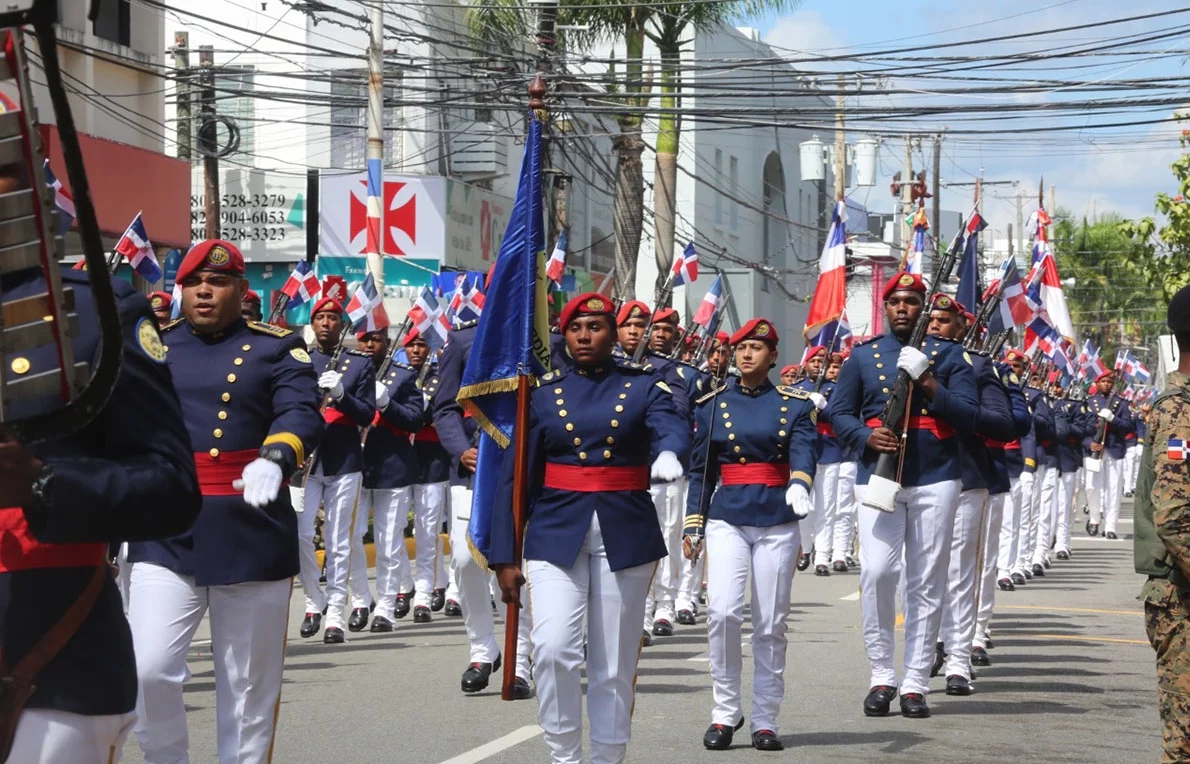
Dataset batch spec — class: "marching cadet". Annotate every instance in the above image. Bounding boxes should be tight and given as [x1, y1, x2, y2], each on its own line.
[242, 288, 264, 322]
[148, 290, 173, 329]
[129, 239, 323, 763]
[793, 346, 834, 575]
[434, 317, 533, 698]
[825, 351, 860, 570]
[997, 349, 1046, 590]
[357, 328, 424, 632]
[1035, 376, 1089, 568]
[490, 294, 690, 764]
[2, 266, 199, 761]
[685, 318, 817, 752]
[1086, 369, 1134, 539]
[303, 297, 376, 642]
[780, 365, 799, 387]
[1135, 283, 1190, 763]
[1022, 372, 1060, 580]
[830, 271, 979, 720]
[926, 294, 1016, 696]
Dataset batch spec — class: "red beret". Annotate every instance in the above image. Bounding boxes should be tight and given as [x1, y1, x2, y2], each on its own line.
[780, 364, 799, 376]
[731, 317, 779, 347]
[715, 331, 730, 344]
[559, 292, 616, 329]
[804, 345, 826, 359]
[356, 329, 386, 342]
[176, 239, 245, 284]
[653, 307, 679, 325]
[311, 297, 342, 316]
[882, 271, 926, 301]
[148, 291, 172, 310]
[961, 310, 975, 325]
[829, 350, 845, 362]
[930, 293, 961, 313]
[1047, 370, 1063, 384]
[244, 289, 261, 304]
[616, 300, 649, 326]
[1094, 369, 1114, 383]
[1003, 349, 1027, 363]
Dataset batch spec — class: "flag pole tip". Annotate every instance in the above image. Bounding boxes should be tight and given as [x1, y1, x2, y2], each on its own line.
[530, 74, 547, 115]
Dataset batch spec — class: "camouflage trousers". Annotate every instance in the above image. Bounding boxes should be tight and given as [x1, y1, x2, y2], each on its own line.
[1146, 585, 1190, 763]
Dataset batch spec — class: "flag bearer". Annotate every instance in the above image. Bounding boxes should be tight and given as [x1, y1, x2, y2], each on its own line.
[686, 318, 818, 752]
[490, 293, 690, 764]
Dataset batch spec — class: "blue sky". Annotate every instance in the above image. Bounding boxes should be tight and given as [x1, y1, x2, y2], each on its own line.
[746, 0, 1188, 239]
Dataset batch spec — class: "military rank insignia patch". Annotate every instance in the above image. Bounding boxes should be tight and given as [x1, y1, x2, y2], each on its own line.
[290, 347, 311, 363]
[136, 318, 168, 363]
[1168, 438, 1188, 461]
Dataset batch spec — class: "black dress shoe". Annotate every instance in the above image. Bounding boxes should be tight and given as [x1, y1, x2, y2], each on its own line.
[413, 605, 432, 623]
[930, 642, 946, 678]
[677, 609, 696, 625]
[1011, 572, 1027, 586]
[751, 730, 783, 751]
[1056, 550, 1070, 560]
[1043, 558, 1051, 569]
[1023, 568, 1033, 579]
[900, 693, 930, 718]
[300, 612, 322, 638]
[395, 593, 411, 619]
[348, 607, 370, 632]
[652, 619, 674, 637]
[1106, 531, 1118, 540]
[796, 553, 811, 572]
[945, 675, 972, 696]
[641, 629, 653, 648]
[863, 685, 897, 717]
[699, 584, 707, 605]
[971, 646, 991, 666]
[511, 676, 533, 700]
[703, 719, 744, 750]
[323, 626, 345, 644]
[1087, 522, 1100, 537]
[832, 560, 848, 573]
[461, 655, 501, 693]
[997, 577, 1015, 592]
[444, 598, 462, 617]
[1125, 490, 1134, 498]
[846, 555, 858, 567]
[985, 635, 995, 650]
[1032, 563, 1046, 577]
[814, 564, 830, 577]
[370, 615, 393, 633]
[431, 588, 446, 612]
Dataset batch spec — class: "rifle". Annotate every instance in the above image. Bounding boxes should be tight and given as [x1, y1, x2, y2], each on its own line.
[1085, 371, 1127, 472]
[1021, 347, 1045, 389]
[298, 323, 353, 481]
[685, 367, 728, 564]
[632, 270, 676, 364]
[862, 225, 966, 513]
[812, 328, 844, 393]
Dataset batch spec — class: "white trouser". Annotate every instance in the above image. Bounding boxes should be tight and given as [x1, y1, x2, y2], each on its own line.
[413, 481, 448, 607]
[831, 462, 858, 563]
[1087, 454, 1124, 534]
[857, 479, 961, 696]
[364, 486, 413, 620]
[973, 494, 1006, 650]
[450, 485, 532, 678]
[811, 462, 841, 566]
[130, 563, 290, 764]
[528, 513, 654, 764]
[306, 472, 366, 627]
[998, 474, 1028, 578]
[1019, 465, 1045, 572]
[645, 480, 684, 627]
[1124, 443, 1140, 493]
[11, 709, 135, 764]
[116, 541, 131, 614]
[1055, 472, 1076, 554]
[1031, 466, 1061, 566]
[706, 519, 800, 733]
[675, 552, 705, 613]
[291, 484, 326, 615]
[940, 489, 988, 679]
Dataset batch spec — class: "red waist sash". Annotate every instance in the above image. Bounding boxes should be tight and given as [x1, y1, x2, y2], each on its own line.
[543, 463, 649, 492]
[324, 408, 353, 426]
[414, 426, 440, 443]
[194, 449, 258, 497]
[865, 415, 955, 440]
[720, 462, 789, 487]
[816, 421, 835, 438]
[370, 411, 409, 437]
[0, 509, 106, 572]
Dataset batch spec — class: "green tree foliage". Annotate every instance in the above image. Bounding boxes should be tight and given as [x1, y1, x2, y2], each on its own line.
[1121, 121, 1190, 306]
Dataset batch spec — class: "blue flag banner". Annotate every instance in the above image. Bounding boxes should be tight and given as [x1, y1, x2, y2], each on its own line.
[459, 115, 551, 567]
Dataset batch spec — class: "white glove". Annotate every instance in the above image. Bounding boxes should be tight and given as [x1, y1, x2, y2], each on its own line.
[375, 381, 391, 409]
[897, 347, 930, 380]
[785, 483, 813, 519]
[651, 450, 684, 482]
[1097, 407, 1114, 423]
[808, 392, 828, 411]
[318, 370, 344, 400]
[232, 458, 284, 508]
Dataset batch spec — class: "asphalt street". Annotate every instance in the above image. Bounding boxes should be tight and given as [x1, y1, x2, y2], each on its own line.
[121, 504, 1160, 764]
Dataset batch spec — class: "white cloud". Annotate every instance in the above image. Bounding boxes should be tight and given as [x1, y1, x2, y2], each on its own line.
[762, 11, 846, 60]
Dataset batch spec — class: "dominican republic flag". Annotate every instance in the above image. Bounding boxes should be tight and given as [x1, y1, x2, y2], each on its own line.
[956, 212, 987, 312]
[169, 281, 183, 320]
[345, 272, 389, 332]
[281, 261, 320, 306]
[408, 285, 451, 349]
[545, 230, 568, 286]
[804, 200, 848, 339]
[903, 206, 929, 275]
[1027, 316, 1067, 370]
[1079, 340, 1107, 380]
[1169, 438, 1189, 461]
[1134, 361, 1152, 384]
[693, 275, 724, 328]
[448, 272, 486, 324]
[44, 160, 74, 235]
[672, 241, 699, 286]
[114, 212, 162, 282]
[808, 309, 853, 355]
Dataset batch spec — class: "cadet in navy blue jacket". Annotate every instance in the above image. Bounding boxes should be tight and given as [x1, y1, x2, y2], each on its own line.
[1023, 378, 1058, 579]
[998, 349, 1037, 588]
[357, 328, 423, 632]
[829, 271, 979, 719]
[490, 294, 689, 764]
[129, 240, 323, 764]
[1086, 369, 1134, 539]
[683, 318, 817, 752]
[793, 346, 836, 575]
[414, 346, 454, 618]
[1033, 376, 1090, 568]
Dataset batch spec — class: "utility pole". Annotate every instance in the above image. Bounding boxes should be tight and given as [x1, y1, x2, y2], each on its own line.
[364, 2, 385, 291]
[1007, 223, 1014, 259]
[198, 45, 218, 240]
[834, 73, 846, 202]
[901, 136, 913, 250]
[1015, 187, 1024, 264]
[537, 0, 567, 256]
[174, 32, 190, 162]
[931, 134, 941, 258]
[1049, 184, 1056, 214]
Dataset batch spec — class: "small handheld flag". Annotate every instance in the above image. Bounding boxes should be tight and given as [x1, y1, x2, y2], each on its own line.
[408, 285, 451, 349]
[44, 159, 74, 235]
[280, 261, 321, 306]
[344, 273, 389, 332]
[545, 230, 568, 286]
[693, 275, 723, 328]
[114, 212, 162, 282]
[672, 241, 699, 286]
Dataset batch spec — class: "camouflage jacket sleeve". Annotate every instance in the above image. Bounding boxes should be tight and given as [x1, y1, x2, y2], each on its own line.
[1151, 376, 1190, 582]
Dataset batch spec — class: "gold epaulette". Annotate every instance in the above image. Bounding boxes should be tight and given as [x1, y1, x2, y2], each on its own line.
[777, 385, 810, 400]
[454, 319, 479, 331]
[161, 317, 184, 333]
[247, 321, 293, 338]
[695, 384, 727, 405]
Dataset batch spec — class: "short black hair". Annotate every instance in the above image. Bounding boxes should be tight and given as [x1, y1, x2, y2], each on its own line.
[1176, 331, 1190, 354]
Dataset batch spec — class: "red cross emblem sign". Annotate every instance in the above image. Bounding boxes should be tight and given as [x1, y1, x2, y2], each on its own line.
[349, 180, 418, 256]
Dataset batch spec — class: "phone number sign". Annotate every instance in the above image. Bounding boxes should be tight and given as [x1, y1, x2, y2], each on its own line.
[190, 167, 306, 262]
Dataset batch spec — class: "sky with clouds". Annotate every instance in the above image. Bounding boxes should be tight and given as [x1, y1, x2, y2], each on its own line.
[749, 0, 1188, 241]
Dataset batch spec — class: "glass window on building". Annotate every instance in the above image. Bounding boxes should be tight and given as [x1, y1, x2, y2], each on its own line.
[329, 72, 400, 170]
[92, 0, 130, 47]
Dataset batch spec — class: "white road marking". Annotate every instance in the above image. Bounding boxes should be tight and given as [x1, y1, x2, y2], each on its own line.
[437, 725, 543, 764]
[840, 591, 861, 601]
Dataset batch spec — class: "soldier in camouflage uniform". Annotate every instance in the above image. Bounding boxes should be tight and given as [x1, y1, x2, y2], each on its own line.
[1136, 283, 1190, 763]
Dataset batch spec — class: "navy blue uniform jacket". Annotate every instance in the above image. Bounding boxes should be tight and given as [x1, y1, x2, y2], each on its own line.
[432, 322, 480, 486]
[363, 362, 423, 489]
[312, 347, 375, 475]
